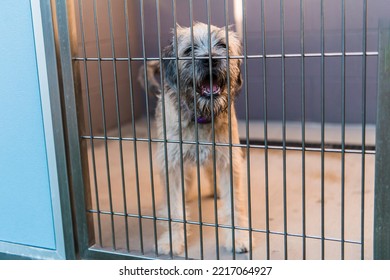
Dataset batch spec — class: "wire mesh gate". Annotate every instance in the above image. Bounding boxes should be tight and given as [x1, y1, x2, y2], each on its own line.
[53, 0, 390, 259]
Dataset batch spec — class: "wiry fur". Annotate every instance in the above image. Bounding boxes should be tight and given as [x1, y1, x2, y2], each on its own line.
[139, 22, 249, 256]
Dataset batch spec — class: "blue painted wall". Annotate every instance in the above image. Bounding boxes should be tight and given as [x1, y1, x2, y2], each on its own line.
[0, 1, 56, 250]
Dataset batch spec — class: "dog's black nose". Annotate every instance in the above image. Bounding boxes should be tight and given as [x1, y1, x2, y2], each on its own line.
[202, 58, 219, 68]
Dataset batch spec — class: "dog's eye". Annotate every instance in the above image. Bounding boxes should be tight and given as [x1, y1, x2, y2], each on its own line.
[216, 42, 227, 49]
[183, 47, 192, 56]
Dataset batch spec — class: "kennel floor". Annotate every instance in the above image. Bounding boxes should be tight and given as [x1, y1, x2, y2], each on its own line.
[85, 119, 375, 260]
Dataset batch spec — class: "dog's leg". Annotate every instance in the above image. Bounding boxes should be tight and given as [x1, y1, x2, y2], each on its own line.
[158, 162, 193, 256]
[218, 147, 250, 254]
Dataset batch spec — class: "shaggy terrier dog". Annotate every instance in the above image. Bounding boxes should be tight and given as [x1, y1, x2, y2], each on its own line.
[139, 22, 249, 256]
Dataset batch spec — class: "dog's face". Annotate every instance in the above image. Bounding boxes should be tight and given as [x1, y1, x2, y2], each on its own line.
[162, 22, 242, 122]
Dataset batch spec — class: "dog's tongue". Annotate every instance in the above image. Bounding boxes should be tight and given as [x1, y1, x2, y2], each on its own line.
[201, 80, 221, 96]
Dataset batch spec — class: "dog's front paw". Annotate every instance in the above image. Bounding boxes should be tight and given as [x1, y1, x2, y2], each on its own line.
[223, 231, 251, 254]
[158, 232, 185, 256]
[234, 236, 249, 253]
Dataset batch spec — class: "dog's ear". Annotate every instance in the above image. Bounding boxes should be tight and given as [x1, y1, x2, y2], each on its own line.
[162, 42, 177, 89]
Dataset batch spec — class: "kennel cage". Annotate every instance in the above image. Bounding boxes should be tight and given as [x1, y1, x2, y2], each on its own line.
[50, 0, 390, 259]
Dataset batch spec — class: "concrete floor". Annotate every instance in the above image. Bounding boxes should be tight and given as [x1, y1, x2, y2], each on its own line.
[85, 120, 375, 259]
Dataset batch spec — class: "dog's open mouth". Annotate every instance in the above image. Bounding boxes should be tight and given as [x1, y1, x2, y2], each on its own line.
[199, 79, 221, 97]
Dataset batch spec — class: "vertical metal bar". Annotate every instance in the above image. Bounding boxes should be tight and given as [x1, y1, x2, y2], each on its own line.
[123, 0, 144, 254]
[77, 0, 102, 247]
[360, 0, 368, 260]
[54, 0, 94, 258]
[189, 0, 204, 260]
[156, 0, 173, 259]
[172, 0, 189, 259]
[280, 0, 288, 260]
[340, 0, 346, 260]
[92, 0, 116, 250]
[374, 19, 390, 260]
[206, 0, 220, 260]
[107, 0, 130, 252]
[242, 0, 253, 260]
[320, 0, 326, 260]
[300, 0, 307, 260]
[139, 0, 158, 255]
[261, 0, 271, 260]
[42, 0, 77, 259]
[223, 0, 236, 260]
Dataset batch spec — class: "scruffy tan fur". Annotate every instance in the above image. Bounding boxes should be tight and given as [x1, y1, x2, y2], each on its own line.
[139, 22, 249, 255]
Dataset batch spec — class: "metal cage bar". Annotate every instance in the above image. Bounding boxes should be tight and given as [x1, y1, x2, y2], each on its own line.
[123, 0, 144, 255]
[156, 0, 174, 259]
[73, 52, 379, 62]
[53, 0, 95, 259]
[189, 0, 204, 260]
[280, 0, 288, 260]
[300, 0, 307, 260]
[107, 0, 130, 252]
[84, 208, 362, 245]
[340, 0, 346, 260]
[374, 19, 390, 260]
[140, 0, 159, 256]
[320, 0, 326, 260]
[241, 0, 253, 260]
[261, 0, 271, 260]
[360, 0, 368, 260]
[76, 0, 103, 247]
[92, 0, 116, 250]
[172, 0, 190, 259]
[223, 0, 236, 260]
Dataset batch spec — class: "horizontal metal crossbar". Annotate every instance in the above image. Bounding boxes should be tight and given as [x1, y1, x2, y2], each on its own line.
[73, 51, 378, 62]
[87, 209, 362, 246]
[80, 136, 375, 155]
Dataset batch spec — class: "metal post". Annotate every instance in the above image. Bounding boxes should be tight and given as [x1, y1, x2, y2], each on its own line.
[52, 0, 94, 258]
[374, 20, 390, 260]
[38, 0, 76, 260]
